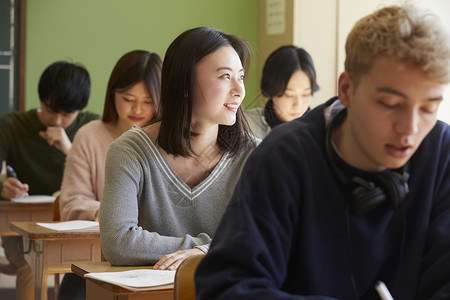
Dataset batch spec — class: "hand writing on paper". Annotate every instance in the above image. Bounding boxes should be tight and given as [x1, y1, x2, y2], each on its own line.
[39, 126, 72, 154]
[153, 248, 204, 270]
[1, 177, 29, 199]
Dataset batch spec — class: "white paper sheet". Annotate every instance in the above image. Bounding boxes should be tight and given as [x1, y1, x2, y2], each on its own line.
[36, 220, 99, 232]
[84, 269, 175, 291]
[11, 195, 55, 203]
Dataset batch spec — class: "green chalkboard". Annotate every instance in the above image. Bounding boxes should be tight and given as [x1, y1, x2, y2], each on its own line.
[0, 0, 21, 116]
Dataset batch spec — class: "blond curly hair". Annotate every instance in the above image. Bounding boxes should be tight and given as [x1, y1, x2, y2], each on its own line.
[345, 3, 450, 85]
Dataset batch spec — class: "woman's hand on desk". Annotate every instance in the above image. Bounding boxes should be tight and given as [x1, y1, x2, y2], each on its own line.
[1, 177, 29, 199]
[153, 248, 204, 270]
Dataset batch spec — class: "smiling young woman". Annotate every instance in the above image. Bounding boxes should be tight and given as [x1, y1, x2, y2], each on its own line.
[99, 27, 259, 273]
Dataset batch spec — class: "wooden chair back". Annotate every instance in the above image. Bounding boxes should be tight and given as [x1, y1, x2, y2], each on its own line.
[174, 254, 204, 300]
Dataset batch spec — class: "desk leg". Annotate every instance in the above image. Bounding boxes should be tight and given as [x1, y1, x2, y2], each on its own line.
[23, 238, 47, 300]
[54, 273, 60, 299]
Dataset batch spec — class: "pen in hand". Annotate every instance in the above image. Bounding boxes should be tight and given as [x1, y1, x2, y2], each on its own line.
[6, 165, 18, 178]
[375, 281, 394, 300]
[6, 165, 29, 197]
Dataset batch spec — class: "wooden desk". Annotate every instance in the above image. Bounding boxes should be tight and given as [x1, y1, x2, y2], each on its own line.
[0, 201, 53, 236]
[72, 261, 173, 300]
[10, 221, 102, 300]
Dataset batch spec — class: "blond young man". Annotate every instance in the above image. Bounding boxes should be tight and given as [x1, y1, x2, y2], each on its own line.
[196, 4, 450, 299]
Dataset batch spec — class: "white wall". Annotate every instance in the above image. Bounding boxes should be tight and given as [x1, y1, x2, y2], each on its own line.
[294, 0, 450, 124]
[293, 0, 338, 106]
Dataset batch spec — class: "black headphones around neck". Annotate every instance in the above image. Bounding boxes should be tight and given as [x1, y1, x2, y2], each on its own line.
[325, 108, 410, 215]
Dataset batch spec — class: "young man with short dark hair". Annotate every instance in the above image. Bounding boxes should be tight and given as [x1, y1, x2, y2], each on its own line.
[0, 61, 99, 300]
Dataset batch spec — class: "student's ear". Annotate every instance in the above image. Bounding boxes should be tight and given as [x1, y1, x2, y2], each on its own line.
[337, 71, 353, 107]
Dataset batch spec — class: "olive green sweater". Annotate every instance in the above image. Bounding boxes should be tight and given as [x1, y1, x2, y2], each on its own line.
[0, 109, 99, 197]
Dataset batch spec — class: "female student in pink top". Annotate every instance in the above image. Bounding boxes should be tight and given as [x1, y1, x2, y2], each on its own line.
[57, 50, 161, 300]
[59, 50, 162, 221]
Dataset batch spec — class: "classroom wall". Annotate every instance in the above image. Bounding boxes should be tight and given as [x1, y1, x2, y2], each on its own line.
[290, 0, 450, 123]
[293, 0, 337, 107]
[24, 0, 259, 114]
[256, 0, 294, 108]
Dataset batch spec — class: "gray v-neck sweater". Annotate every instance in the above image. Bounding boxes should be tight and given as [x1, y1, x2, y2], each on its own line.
[100, 126, 257, 265]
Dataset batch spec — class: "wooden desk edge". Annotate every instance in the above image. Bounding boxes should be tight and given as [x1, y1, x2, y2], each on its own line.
[71, 262, 108, 277]
[0, 201, 54, 210]
[9, 221, 100, 239]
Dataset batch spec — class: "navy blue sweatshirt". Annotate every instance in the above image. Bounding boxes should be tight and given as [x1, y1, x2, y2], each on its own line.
[195, 98, 450, 299]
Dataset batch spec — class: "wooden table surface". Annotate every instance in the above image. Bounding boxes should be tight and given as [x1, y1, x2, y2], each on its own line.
[72, 261, 155, 276]
[9, 221, 100, 240]
[0, 201, 53, 236]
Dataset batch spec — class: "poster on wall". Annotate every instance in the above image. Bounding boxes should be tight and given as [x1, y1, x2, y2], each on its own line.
[266, 0, 285, 35]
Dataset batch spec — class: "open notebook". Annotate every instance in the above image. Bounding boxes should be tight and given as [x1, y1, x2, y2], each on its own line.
[84, 269, 176, 291]
[37, 220, 99, 232]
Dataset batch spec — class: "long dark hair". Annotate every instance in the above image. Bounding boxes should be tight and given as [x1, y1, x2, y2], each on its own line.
[158, 27, 254, 157]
